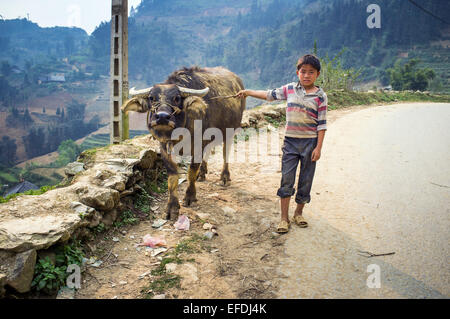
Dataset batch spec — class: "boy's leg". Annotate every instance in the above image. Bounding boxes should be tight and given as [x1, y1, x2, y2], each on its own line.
[277, 137, 300, 222]
[294, 203, 305, 216]
[280, 197, 291, 222]
[294, 138, 318, 215]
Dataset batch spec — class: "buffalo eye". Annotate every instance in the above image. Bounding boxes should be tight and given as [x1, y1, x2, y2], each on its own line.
[173, 95, 181, 105]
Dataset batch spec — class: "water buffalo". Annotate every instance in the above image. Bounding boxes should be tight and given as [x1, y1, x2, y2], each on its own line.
[122, 66, 245, 220]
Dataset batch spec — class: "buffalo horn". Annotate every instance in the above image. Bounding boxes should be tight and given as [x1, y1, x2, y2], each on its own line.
[177, 86, 210, 97]
[129, 86, 153, 97]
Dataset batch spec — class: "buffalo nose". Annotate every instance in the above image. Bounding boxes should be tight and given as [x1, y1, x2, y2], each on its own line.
[155, 112, 170, 124]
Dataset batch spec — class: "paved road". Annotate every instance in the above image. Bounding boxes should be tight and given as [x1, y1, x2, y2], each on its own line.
[277, 103, 450, 298]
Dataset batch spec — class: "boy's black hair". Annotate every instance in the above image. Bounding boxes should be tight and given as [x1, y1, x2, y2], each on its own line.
[296, 54, 321, 72]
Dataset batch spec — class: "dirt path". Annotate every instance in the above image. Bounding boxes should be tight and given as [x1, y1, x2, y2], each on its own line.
[74, 102, 449, 299]
[277, 102, 450, 299]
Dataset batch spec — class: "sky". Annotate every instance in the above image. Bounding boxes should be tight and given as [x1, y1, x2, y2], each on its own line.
[0, 0, 142, 34]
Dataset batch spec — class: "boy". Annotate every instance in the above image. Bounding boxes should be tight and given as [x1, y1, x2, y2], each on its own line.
[236, 54, 327, 233]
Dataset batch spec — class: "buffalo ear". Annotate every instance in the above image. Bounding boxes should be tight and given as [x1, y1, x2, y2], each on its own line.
[121, 97, 149, 115]
[183, 96, 207, 120]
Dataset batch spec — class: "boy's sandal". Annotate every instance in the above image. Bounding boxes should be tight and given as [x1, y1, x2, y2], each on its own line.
[276, 220, 290, 233]
[292, 215, 308, 228]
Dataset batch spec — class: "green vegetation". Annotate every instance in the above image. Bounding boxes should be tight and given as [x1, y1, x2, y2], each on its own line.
[31, 257, 67, 294]
[0, 184, 58, 204]
[31, 240, 85, 295]
[141, 235, 205, 298]
[133, 191, 152, 215]
[0, 136, 17, 166]
[387, 58, 436, 91]
[19, 101, 104, 160]
[113, 210, 139, 228]
[327, 90, 450, 109]
[315, 45, 362, 91]
[93, 222, 106, 233]
[264, 114, 286, 128]
[50, 140, 82, 168]
[143, 169, 168, 194]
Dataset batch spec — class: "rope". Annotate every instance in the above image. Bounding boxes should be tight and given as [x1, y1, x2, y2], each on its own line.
[208, 94, 240, 100]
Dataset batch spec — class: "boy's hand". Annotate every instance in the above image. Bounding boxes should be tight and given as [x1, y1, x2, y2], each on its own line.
[236, 90, 248, 98]
[311, 147, 321, 161]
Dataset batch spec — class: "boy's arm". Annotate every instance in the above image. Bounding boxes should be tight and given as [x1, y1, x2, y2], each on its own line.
[312, 93, 328, 162]
[236, 89, 268, 100]
[311, 129, 325, 161]
[237, 85, 288, 101]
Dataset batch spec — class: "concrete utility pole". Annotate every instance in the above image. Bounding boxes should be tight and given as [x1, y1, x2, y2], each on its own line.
[110, 0, 129, 144]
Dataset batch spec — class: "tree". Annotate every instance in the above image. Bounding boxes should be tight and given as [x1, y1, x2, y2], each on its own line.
[55, 139, 82, 166]
[366, 37, 385, 66]
[23, 108, 33, 128]
[66, 100, 86, 120]
[387, 59, 436, 91]
[0, 136, 17, 166]
[314, 45, 362, 91]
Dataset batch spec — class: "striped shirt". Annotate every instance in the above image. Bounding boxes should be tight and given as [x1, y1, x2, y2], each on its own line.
[266, 82, 327, 138]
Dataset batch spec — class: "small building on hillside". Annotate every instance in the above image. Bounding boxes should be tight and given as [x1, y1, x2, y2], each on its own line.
[3, 180, 39, 197]
[38, 73, 66, 84]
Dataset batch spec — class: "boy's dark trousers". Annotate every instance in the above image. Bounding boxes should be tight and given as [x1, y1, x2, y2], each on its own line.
[277, 136, 317, 204]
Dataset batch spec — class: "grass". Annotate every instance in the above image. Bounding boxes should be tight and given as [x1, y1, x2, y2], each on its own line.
[327, 90, 450, 109]
[113, 210, 139, 228]
[0, 184, 58, 204]
[142, 169, 168, 195]
[140, 234, 206, 299]
[264, 114, 286, 128]
[76, 148, 98, 164]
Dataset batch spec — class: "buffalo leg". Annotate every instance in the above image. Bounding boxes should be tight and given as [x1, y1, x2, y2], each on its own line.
[184, 162, 200, 206]
[220, 142, 231, 186]
[161, 142, 180, 220]
[197, 160, 208, 181]
[198, 143, 212, 181]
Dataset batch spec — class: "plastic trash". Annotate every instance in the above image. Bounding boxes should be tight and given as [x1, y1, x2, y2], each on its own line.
[140, 234, 167, 248]
[204, 231, 217, 240]
[202, 223, 213, 230]
[152, 219, 168, 229]
[174, 215, 190, 231]
[151, 247, 168, 257]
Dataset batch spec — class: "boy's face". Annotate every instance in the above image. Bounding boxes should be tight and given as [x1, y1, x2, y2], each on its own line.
[297, 64, 320, 87]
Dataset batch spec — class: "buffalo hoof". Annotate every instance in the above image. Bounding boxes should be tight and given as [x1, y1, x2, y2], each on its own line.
[183, 193, 198, 207]
[197, 165, 207, 182]
[220, 172, 231, 186]
[166, 200, 180, 221]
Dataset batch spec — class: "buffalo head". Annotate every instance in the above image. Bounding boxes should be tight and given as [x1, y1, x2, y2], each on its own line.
[121, 84, 209, 142]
